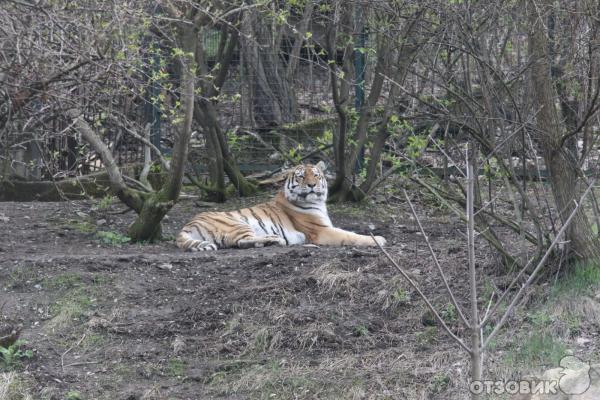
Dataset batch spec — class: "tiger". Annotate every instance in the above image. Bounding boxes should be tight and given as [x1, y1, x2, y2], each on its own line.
[176, 163, 387, 251]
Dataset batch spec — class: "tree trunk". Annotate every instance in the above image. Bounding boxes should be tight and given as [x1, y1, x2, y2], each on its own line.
[328, 8, 421, 202]
[126, 24, 196, 241]
[285, 1, 315, 80]
[359, 85, 401, 196]
[325, 6, 353, 201]
[0, 171, 114, 201]
[69, 24, 197, 243]
[194, 24, 257, 199]
[527, 0, 600, 261]
[195, 102, 226, 202]
[195, 99, 258, 198]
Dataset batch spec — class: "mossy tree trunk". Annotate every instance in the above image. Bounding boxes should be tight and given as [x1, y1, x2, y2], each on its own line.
[195, 98, 258, 198]
[194, 24, 257, 199]
[528, 0, 600, 261]
[68, 23, 197, 243]
[195, 101, 227, 203]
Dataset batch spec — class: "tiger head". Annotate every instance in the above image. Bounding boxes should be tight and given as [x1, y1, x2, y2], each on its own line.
[284, 163, 328, 205]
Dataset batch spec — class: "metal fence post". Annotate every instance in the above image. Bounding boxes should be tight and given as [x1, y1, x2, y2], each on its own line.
[354, 1, 367, 175]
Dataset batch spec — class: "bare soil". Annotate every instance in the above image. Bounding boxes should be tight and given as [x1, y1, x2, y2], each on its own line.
[0, 194, 591, 399]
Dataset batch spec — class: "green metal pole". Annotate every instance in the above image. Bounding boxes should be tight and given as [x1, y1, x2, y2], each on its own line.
[354, 1, 366, 174]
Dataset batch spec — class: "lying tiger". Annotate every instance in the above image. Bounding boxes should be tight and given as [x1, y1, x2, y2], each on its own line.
[176, 163, 387, 251]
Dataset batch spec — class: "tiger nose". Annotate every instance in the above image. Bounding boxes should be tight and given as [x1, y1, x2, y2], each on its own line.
[307, 182, 316, 188]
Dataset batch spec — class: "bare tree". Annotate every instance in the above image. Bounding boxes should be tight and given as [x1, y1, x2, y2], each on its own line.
[326, 0, 423, 202]
[193, 15, 258, 200]
[0, 0, 203, 240]
[68, 4, 198, 241]
[381, 0, 600, 265]
[240, 5, 299, 128]
[527, 0, 600, 260]
[376, 163, 595, 399]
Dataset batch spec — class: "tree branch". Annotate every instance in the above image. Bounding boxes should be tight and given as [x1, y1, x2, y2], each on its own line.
[67, 110, 145, 211]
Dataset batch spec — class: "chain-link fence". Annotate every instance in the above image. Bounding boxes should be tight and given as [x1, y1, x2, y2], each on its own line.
[2, 1, 379, 182]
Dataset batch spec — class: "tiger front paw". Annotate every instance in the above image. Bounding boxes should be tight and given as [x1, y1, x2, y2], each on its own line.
[258, 236, 287, 247]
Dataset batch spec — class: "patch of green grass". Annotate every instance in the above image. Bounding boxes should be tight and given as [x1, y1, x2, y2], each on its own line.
[415, 326, 437, 348]
[160, 234, 176, 242]
[111, 363, 134, 380]
[252, 328, 272, 353]
[93, 195, 115, 211]
[44, 273, 82, 291]
[354, 324, 369, 337]
[49, 289, 93, 316]
[81, 334, 105, 349]
[96, 231, 130, 246]
[392, 288, 410, 303]
[0, 340, 33, 371]
[552, 261, 600, 296]
[6, 265, 37, 289]
[429, 372, 450, 394]
[504, 333, 567, 369]
[481, 279, 495, 303]
[65, 391, 83, 400]
[66, 220, 96, 234]
[0, 371, 35, 400]
[46, 288, 94, 332]
[561, 314, 582, 336]
[494, 263, 600, 378]
[167, 358, 186, 378]
[441, 303, 457, 323]
[529, 310, 553, 327]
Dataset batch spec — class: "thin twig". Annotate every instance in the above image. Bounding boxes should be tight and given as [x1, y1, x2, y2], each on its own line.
[61, 333, 86, 373]
[110, 117, 170, 171]
[62, 360, 102, 368]
[480, 292, 496, 324]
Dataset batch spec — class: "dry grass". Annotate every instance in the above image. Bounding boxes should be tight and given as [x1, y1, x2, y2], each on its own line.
[199, 254, 473, 399]
[247, 327, 283, 353]
[554, 295, 600, 326]
[0, 372, 34, 400]
[296, 322, 339, 350]
[205, 347, 470, 399]
[311, 261, 367, 298]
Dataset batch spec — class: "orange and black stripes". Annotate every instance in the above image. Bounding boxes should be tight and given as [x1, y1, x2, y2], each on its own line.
[176, 163, 385, 252]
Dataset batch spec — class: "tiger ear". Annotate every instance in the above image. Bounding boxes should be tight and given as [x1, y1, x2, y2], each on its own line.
[315, 160, 327, 173]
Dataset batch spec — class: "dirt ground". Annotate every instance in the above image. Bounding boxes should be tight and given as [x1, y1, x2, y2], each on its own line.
[0, 193, 596, 399]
